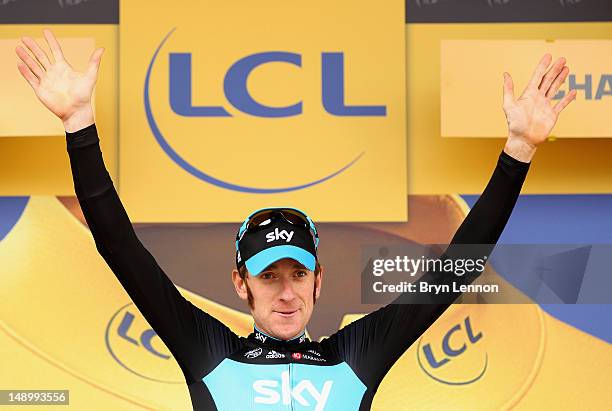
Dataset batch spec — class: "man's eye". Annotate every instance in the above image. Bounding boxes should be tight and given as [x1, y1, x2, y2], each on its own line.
[295, 271, 307, 277]
[260, 273, 274, 279]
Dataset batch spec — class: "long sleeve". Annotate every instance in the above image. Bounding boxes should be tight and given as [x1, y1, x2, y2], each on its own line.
[323, 149, 530, 390]
[65, 123, 241, 383]
[450, 150, 530, 245]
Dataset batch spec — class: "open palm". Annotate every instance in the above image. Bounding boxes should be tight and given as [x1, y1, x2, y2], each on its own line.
[15, 29, 104, 121]
[503, 54, 577, 148]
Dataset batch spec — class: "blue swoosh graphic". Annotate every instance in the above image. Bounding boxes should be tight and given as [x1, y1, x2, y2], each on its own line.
[0, 197, 29, 242]
[144, 28, 365, 193]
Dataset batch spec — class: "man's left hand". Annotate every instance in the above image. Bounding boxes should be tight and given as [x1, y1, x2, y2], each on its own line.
[502, 54, 577, 162]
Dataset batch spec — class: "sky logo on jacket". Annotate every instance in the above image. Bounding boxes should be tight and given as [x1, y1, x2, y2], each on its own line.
[253, 371, 333, 410]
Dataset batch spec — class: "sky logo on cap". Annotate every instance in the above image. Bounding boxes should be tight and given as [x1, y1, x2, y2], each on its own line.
[266, 228, 295, 243]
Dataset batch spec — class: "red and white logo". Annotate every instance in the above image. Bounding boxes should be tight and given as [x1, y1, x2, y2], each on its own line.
[292, 352, 302, 360]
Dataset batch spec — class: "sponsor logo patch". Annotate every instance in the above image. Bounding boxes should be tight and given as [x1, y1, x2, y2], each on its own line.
[253, 370, 333, 409]
[266, 228, 295, 243]
[245, 347, 263, 359]
[303, 354, 326, 362]
[266, 350, 286, 359]
[255, 332, 267, 343]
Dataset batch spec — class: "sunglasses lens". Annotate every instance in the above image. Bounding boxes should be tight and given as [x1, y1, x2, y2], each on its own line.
[247, 211, 275, 229]
[242, 208, 317, 246]
[280, 210, 308, 227]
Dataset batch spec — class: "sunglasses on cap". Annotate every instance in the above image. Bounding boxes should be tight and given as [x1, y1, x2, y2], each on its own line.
[236, 207, 319, 248]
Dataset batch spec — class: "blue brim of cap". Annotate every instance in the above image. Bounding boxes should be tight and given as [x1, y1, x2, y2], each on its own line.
[245, 245, 316, 276]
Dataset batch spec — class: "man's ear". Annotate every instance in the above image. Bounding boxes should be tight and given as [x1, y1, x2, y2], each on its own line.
[314, 265, 323, 300]
[232, 269, 248, 301]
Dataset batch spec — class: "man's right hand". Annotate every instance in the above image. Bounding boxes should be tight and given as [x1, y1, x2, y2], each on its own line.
[15, 28, 105, 132]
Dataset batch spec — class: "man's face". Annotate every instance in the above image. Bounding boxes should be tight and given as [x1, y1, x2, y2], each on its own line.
[232, 258, 323, 340]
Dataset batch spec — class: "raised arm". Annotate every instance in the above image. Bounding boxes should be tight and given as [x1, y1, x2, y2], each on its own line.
[16, 29, 240, 381]
[323, 54, 577, 389]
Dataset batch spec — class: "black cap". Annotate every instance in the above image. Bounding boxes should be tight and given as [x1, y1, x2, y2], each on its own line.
[236, 217, 317, 276]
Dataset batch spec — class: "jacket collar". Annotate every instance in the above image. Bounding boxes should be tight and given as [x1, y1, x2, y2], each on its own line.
[248, 325, 308, 347]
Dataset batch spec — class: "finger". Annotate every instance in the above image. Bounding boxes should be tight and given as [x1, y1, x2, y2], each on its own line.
[15, 45, 44, 78]
[21, 36, 52, 69]
[503, 72, 515, 108]
[527, 53, 552, 91]
[546, 66, 569, 98]
[553, 89, 577, 114]
[86, 47, 105, 81]
[17, 62, 40, 90]
[43, 28, 65, 62]
[539, 57, 566, 94]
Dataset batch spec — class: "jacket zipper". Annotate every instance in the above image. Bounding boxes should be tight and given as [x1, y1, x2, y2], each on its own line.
[288, 361, 294, 411]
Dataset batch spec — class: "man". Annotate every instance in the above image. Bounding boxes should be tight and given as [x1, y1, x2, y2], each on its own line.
[16, 29, 575, 410]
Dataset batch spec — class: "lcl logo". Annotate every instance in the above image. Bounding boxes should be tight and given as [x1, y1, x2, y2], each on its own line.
[169, 51, 386, 118]
[115, 311, 168, 359]
[151, 27, 386, 118]
[143, 28, 376, 193]
[417, 316, 487, 385]
[105, 303, 182, 384]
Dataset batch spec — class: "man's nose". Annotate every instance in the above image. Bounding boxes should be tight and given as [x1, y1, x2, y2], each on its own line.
[278, 277, 297, 301]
